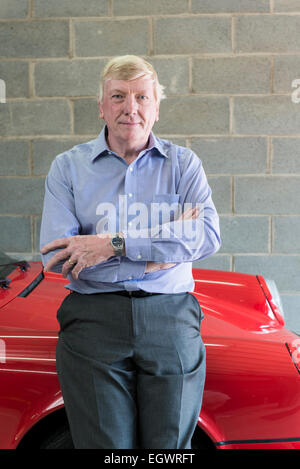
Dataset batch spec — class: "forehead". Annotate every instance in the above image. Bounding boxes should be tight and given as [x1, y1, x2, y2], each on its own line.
[103, 77, 155, 96]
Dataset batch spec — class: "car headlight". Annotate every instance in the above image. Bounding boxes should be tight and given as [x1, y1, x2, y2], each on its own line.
[265, 278, 285, 319]
[257, 276, 285, 326]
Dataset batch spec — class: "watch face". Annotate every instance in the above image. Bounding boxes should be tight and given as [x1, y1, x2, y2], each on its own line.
[112, 236, 123, 248]
[113, 238, 123, 248]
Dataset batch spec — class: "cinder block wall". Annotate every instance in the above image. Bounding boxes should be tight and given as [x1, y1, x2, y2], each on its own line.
[0, 0, 299, 332]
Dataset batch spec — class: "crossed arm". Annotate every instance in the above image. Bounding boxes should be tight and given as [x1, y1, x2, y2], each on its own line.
[41, 148, 220, 281]
[41, 207, 199, 280]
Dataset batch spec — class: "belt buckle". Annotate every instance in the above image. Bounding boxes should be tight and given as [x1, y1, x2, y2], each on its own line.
[127, 290, 154, 298]
[129, 290, 146, 298]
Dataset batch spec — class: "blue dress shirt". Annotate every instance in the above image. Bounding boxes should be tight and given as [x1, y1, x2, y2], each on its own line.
[40, 127, 221, 294]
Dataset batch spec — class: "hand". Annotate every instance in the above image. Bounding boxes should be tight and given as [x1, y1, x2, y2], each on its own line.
[145, 205, 200, 273]
[177, 205, 200, 221]
[145, 261, 176, 273]
[41, 234, 115, 280]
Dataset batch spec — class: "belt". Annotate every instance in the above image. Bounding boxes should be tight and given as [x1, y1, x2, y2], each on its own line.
[112, 290, 161, 298]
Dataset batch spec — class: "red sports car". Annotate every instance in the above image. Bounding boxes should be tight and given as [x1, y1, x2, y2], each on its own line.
[0, 252, 299, 450]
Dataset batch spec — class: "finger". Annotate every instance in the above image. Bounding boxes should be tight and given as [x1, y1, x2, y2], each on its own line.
[160, 263, 176, 270]
[41, 237, 71, 254]
[145, 261, 154, 273]
[145, 262, 176, 273]
[61, 257, 77, 278]
[180, 207, 200, 220]
[71, 262, 86, 280]
[178, 207, 194, 220]
[191, 207, 200, 218]
[43, 249, 71, 272]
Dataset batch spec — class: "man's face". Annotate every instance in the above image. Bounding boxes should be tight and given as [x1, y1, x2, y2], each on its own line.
[98, 76, 160, 150]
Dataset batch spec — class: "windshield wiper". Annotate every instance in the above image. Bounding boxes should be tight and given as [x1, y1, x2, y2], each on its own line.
[0, 260, 29, 272]
[0, 278, 11, 289]
[0, 261, 30, 289]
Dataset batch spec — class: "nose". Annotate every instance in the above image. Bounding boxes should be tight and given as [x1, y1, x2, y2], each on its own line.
[123, 95, 138, 115]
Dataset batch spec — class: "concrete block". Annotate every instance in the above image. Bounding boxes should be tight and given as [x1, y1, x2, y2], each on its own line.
[34, 216, 41, 252]
[155, 96, 229, 135]
[35, 59, 106, 97]
[0, 61, 29, 98]
[0, 0, 29, 18]
[281, 295, 300, 334]
[160, 137, 187, 147]
[73, 98, 103, 134]
[74, 19, 148, 56]
[235, 15, 300, 53]
[113, 0, 189, 15]
[207, 176, 232, 214]
[0, 177, 45, 215]
[233, 96, 300, 135]
[0, 100, 71, 136]
[234, 254, 300, 292]
[272, 138, 300, 174]
[0, 216, 32, 251]
[192, 57, 270, 94]
[33, 0, 109, 17]
[273, 55, 300, 93]
[273, 216, 300, 253]
[147, 57, 189, 96]
[190, 137, 267, 174]
[274, 0, 300, 12]
[219, 215, 269, 253]
[0, 140, 30, 175]
[192, 0, 269, 12]
[0, 21, 69, 58]
[235, 176, 300, 214]
[154, 16, 231, 55]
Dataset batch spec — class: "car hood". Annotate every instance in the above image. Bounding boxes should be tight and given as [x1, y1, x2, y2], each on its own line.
[0, 262, 44, 310]
[192, 268, 286, 339]
[0, 263, 287, 338]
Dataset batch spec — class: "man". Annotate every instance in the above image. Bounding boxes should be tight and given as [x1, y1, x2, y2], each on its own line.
[40, 55, 221, 449]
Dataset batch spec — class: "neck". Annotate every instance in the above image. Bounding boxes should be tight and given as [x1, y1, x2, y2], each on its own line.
[106, 132, 150, 162]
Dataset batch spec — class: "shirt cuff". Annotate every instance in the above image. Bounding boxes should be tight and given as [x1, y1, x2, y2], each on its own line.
[123, 228, 152, 262]
[117, 257, 146, 281]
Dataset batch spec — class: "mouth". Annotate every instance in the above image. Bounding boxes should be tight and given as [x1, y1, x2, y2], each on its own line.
[119, 122, 141, 126]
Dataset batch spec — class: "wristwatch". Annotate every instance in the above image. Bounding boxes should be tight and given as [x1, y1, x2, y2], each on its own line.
[110, 233, 125, 257]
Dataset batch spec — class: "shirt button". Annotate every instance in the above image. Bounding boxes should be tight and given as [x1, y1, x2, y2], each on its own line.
[128, 221, 132, 227]
[128, 193, 133, 198]
[128, 276, 132, 280]
[137, 254, 142, 259]
[129, 167, 133, 172]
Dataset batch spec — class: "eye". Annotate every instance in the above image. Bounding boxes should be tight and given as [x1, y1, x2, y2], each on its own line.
[138, 95, 148, 101]
[111, 94, 124, 100]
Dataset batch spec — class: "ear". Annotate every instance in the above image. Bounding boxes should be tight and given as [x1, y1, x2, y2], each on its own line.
[155, 101, 160, 122]
[97, 98, 104, 119]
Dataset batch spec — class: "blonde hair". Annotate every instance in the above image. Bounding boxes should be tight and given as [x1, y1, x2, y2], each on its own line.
[98, 55, 166, 102]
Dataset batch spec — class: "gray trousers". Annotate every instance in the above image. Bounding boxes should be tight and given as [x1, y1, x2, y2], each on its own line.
[56, 291, 206, 449]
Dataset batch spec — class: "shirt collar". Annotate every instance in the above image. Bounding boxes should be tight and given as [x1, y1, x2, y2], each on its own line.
[90, 126, 168, 162]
